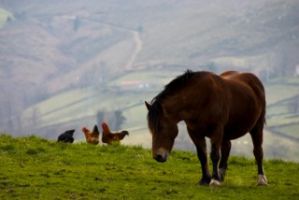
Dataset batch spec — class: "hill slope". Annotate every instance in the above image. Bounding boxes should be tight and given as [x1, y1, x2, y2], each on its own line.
[0, 135, 298, 199]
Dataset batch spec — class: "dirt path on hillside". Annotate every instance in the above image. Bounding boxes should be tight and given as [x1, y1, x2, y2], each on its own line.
[123, 30, 142, 70]
[85, 19, 143, 70]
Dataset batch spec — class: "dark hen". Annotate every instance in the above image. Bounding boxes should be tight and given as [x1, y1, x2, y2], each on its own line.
[57, 129, 75, 143]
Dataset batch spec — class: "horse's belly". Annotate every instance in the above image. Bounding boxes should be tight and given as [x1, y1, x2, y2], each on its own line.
[225, 92, 262, 139]
[224, 125, 249, 140]
[224, 114, 258, 140]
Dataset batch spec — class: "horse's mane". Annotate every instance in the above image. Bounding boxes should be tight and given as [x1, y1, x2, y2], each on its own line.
[152, 69, 195, 103]
[147, 70, 196, 133]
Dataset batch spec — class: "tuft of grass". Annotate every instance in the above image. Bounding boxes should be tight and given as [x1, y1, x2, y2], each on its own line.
[0, 134, 298, 199]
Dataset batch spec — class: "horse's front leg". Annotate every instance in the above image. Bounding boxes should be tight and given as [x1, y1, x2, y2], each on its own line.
[209, 126, 224, 186]
[187, 126, 211, 185]
[210, 140, 222, 186]
[219, 139, 231, 181]
[195, 138, 211, 185]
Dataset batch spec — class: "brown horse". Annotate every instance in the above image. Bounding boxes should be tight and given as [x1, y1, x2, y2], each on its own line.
[145, 70, 268, 186]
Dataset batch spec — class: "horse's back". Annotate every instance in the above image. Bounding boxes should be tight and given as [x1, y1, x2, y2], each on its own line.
[220, 71, 239, 79]
[221, 71, 264, 97]
[227, 72, 265, 102]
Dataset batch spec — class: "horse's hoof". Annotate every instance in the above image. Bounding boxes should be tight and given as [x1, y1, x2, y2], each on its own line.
[257, 175, 268, 186]
[209, 179, 221, 186]
[199, 177, 211, 185]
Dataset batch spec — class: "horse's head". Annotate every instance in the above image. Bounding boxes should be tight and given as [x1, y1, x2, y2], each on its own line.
[145, 101, 178, 163]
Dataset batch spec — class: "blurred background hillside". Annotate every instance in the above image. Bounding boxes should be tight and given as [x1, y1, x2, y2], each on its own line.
[0, 0, 299, 161]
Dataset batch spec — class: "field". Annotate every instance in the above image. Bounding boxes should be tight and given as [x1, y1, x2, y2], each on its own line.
[0, 135, 299, 199]
[19, 68, 182, 140]
[0, 8, 12, 28]
[266, 78, 299, 142]
[15, 71, 299, 163]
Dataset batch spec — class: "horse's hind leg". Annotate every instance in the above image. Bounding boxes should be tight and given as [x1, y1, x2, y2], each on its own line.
[219, 139, 231, 181]
[250, 121, 268, 186]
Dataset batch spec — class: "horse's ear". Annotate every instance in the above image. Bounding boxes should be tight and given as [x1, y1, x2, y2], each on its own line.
[145, 101, 151, 111]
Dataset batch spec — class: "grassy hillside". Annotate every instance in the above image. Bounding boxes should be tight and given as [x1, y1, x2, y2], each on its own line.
[0, 135, 298, 199]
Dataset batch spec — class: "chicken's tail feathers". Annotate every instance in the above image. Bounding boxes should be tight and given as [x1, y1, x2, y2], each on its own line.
[93, 125, 99, 134]
[122, 130, 129, 136]
[64, 129, 75, 135]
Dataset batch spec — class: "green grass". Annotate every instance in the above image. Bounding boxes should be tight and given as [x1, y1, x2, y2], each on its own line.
[265, 83, 299, 106]
[0, 135, 298, 199]
[0, 8, 13, 28]
[274, 124, 299, 139]
[265, 81, 299, 139]
[266, 114, 299, 127]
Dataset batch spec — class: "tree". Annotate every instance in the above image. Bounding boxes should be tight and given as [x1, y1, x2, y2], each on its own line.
[73, 16, 80, 31]
[96, 110, 126, 130]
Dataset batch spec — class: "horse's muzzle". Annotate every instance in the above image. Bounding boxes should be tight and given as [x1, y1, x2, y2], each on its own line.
[154, 154, 167, 162]
[153, 148, 169, 162]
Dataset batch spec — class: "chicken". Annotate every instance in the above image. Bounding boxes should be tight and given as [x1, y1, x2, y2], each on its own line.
[82, 125, 100, 145]
[57, 129, 75, 143]
[101, 122, 129, 144]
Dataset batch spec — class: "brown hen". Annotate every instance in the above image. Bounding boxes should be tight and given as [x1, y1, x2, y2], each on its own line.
[82, 125, 100, 145]
[101, 122, 129, 144]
